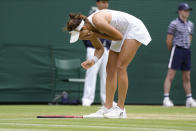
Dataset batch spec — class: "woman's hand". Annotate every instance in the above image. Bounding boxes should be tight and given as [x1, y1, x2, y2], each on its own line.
[81, 59, 95, 70]
[79, 30, 96, 40]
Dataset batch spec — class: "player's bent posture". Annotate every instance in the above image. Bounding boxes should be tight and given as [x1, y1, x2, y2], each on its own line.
[66, 9, 151, 118]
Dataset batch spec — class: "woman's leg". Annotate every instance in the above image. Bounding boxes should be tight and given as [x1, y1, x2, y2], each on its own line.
[116, 39, 141, 109]
[104, 50, 119, 109]
[84, 39, 141, 118]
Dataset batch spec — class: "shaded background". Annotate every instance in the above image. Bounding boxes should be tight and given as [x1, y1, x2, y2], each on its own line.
[0, 0, 195, 104]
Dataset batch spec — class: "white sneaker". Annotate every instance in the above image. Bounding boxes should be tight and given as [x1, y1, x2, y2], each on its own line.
[82, 99, 92, 107]
[113, 101, 117, 106]
[163, 98, 174, 107]
[104, 106, 127, 119]
[186, 98, 196, 107]
[83, 106, 109, 118]
[82, 103, 91, 107]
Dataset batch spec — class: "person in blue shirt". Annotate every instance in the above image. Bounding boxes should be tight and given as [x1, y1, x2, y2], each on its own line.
[163, 3, 196, 107]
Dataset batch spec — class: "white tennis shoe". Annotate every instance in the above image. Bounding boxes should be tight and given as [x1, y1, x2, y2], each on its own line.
[163, 98, 174, 107]
[104, 106, 127, 119]
[186, 98, 196, 107]
[83, 106, 109, 118]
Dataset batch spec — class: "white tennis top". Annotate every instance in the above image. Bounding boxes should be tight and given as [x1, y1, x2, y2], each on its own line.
[88, 9, 151, 52]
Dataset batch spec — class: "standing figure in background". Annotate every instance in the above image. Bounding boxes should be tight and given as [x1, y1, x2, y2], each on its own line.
[163, 3, 196, 107]
[82, 0, 112, 106]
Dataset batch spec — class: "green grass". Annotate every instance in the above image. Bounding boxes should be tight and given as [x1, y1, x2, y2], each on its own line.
[0, 105, 196, 131]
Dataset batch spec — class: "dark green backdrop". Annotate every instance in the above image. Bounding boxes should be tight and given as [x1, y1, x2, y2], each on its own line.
[0, 0, 195, 104]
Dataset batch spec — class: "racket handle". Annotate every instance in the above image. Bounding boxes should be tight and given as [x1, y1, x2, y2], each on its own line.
[37, 115, 83, 118]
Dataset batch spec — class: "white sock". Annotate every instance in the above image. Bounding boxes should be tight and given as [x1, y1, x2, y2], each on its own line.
[164, 93, 169, 99]
[186, 93, 192, 100]
[164, 97, 170, 101]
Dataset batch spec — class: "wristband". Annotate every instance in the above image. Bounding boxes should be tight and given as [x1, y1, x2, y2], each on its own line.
[92, 56, 98, 63]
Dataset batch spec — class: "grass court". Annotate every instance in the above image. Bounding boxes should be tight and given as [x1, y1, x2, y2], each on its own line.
[0, 105, 196, 131]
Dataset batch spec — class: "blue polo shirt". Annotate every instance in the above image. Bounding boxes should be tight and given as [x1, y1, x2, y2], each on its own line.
[168, 17, 194, 49]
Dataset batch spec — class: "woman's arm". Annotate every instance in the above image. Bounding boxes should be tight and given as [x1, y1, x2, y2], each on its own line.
[79, 29, 104, 58]
[92, 13, 123, 41]
[93, 32, 117, 40]
[81, 38, 104, 70]
[79, 29, 113, 41]
[90, 38, 104, 59]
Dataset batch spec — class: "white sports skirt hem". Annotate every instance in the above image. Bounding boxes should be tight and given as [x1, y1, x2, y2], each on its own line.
[110, 19, 151, 52]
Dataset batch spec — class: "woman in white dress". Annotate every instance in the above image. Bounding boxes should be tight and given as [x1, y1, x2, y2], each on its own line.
[66, 9, 151, 118]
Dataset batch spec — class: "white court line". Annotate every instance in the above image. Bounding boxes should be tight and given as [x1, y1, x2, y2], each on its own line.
[0, 129, 47, 131]
[0, 118, 36, 121]
[1, 114, 196, 121]
[0, 123, 194, 131]
[0, 119, 195, 127]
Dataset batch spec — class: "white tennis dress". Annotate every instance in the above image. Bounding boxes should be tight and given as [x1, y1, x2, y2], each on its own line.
[88, 9, 152, 52]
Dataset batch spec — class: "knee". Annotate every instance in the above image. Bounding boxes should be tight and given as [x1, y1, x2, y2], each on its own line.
[116, 64, 127, 74]
[166, 73, 175, 81]
[183, 74, 191, 82]
[106, 64, 115, 75]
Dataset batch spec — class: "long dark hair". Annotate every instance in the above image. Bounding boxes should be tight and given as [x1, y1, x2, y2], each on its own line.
[65, 13, 87, 31]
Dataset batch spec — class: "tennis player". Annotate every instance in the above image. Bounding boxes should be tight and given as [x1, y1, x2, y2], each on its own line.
[66, 9, 151, 118]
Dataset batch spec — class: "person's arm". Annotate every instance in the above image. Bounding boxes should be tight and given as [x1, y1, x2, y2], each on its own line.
[81, 38, 104, 70]
[190, 23, 194, 44]
[79, 29, 104, 55]
[94, 32, 120, 41]
[166, 34, 173, 51]
[92, 14, 123, 41]
[166, 21, 176, 51]
[90, 38, 104, 59]
[80, 30, 116, 41]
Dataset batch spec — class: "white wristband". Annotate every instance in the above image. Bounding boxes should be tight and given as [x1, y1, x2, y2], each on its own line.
[92, 56, 98, 63]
